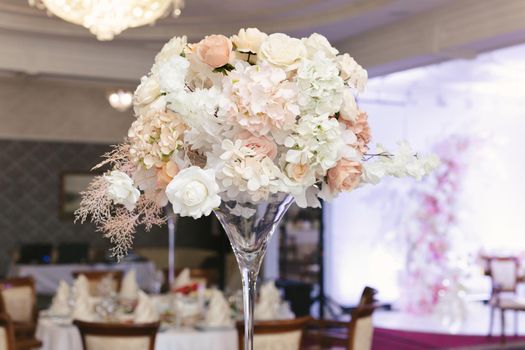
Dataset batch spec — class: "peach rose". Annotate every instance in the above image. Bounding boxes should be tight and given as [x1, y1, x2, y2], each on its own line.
[156, 161, 179, 187]
[327, 159, 362, 192]
[286, 163, 309, 182]
[239, 132, 278, 160]
[342, 112, 371, 153]
[195, 35, 233, 68]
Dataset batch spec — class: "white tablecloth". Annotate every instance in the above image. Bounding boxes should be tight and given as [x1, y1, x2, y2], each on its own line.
[9, 262, 157, 294]
[36, 318, 238, 350]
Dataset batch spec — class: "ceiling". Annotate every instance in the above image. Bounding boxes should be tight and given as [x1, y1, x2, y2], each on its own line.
[0, 0, 524, 84]
[0, 0, 450, 44]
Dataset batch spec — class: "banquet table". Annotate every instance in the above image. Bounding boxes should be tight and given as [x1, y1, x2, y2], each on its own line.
[9, 261, 157, 294]
[36, 318, 238, 350]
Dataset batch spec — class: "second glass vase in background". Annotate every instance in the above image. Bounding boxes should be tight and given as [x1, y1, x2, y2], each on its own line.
[213, 193, 294, 350]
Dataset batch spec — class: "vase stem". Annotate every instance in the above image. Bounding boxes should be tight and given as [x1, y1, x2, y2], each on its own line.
[241, 266, 257, 350]
[213, 194, 294, 350]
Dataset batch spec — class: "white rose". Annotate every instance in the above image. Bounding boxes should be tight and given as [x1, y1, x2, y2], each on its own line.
[104, 170, 141, 211]
[155, 35, 187, 64]
[337, 53, 368, 92]
[339, 89, 359, 122]
[133, 75, 161, 114]
[231, 28, 268, 54]
[166, 167, 221, 219]
[302, 33, 338, 58]
[259, 33, 306, 70]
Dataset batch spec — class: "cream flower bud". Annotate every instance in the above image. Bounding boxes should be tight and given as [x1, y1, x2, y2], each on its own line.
[231, 28, 268, 54]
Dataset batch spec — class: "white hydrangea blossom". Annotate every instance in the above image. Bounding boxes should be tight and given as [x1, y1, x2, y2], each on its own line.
[155, 55, 190, 93]
[128, 110, 185, 169]
[296, 52, 344, 117]
[361, 142, 441, 184]
[219, 61, 299, 139]
[209, 140, 283, 203]
[284, 114, 343, 172]
[167, 86, 223, 152]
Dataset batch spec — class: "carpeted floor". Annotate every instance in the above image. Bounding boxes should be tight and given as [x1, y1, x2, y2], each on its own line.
[373, 328, 525, 350]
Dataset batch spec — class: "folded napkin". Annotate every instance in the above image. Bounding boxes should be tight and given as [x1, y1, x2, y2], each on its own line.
[72, 294, 95, 322]
[254, 281, 281, 321]
[203, 289, 233, 327]
[134, 291, 159, 323]
[173, 268, 192, 289]
[73, 274, 90, 297]
[49, 280, 70, 316]
[120, 269, 140, 300]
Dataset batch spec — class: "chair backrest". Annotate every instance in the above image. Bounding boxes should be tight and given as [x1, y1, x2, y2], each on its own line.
[488, 257, 520, 292]
[236, 316, 312, 350]
[348, 287, 378, 350]
[0, 277, 37, 324]
[72, 271, 123, 296]
[0, 314, 15, 350]
[347, 305, 375, 350]
[73, 320, 160, 350]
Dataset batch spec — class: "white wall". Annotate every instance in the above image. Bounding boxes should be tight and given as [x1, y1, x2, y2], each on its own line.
[325, 44, 525, 306]
[0, 76, 133, 144]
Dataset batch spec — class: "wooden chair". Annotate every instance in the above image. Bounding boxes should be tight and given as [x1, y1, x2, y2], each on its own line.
[72, 270, 124, 296]
[485, 256, 525, 342]
[306, 287, 378, 350]
[0, 313, 16, 350]
[236, 316, 312, 350]
[0, 277, 41, 349]
[73, 320, 160, 350]
[0, 313, 40, 350]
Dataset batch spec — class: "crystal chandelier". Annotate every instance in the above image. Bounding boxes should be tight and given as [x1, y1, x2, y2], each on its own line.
[29, 0, 185, 41]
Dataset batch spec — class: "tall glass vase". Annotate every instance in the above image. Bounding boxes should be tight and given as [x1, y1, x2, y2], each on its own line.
[213, 193, 294, 350]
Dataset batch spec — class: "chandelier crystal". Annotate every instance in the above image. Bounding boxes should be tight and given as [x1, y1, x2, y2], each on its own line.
[29, 0, 185, 41]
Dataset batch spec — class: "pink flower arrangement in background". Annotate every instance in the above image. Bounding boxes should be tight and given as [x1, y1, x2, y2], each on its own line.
[400, 135, 474, 315]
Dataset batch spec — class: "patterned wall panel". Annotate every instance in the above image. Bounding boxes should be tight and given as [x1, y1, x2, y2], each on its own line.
[0, 139, 168, 275]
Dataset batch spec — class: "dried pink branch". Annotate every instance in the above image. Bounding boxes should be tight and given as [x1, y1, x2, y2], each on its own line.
[76, 173, 166, 259]
[135, 196, 166, 230]
[92, 143, 133, 171]
[99, 207, 139, 260]
[74, 176, 112, 225]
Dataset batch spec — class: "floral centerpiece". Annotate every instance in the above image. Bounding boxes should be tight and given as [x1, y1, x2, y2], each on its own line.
[76, 28, 438, 348]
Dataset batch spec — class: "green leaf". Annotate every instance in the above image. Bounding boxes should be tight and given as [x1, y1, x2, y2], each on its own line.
[213, 63, 235, 74]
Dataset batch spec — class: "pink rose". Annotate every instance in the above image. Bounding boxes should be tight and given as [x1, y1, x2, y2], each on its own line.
[195, 35, 233, 68]
[156, 161, 179, 187]
[342, 111, 371, 153]
[239, 132, 278, 160]
[327, 159, 362, 192]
